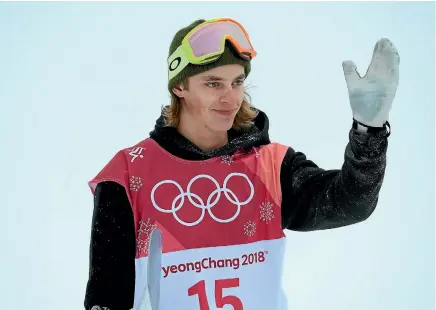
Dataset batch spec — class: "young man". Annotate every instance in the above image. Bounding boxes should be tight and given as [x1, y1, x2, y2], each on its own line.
[84, 18, 399, 310]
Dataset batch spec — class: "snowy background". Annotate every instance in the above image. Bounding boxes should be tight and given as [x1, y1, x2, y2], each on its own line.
[1, 2, 434, 310]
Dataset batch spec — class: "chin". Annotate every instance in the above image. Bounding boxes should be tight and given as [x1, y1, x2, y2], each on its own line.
[208, 118, 235, 133]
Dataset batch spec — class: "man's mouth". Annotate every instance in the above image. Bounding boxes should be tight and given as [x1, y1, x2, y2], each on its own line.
[213, 109, 236, 116]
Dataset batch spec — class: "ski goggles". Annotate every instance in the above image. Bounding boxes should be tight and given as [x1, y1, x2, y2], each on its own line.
[167, 18, 257, 81]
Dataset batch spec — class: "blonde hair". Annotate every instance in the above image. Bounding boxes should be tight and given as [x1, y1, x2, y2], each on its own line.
[162, 79, 258, 129]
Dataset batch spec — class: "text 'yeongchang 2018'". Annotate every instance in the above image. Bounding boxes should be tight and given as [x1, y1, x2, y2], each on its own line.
[162, 250, 268, 278]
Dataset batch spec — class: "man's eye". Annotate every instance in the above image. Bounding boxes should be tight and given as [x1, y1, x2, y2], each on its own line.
[206, 82, 219, 88]
[233, 79, 244, 86]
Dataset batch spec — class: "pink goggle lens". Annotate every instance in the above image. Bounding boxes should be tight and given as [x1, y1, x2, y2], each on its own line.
[188, 21, 253, 58]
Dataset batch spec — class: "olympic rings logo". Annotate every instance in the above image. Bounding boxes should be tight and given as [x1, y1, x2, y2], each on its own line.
[150, 173, 254, 227]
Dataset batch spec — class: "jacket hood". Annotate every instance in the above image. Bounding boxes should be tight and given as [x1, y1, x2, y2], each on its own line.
[149, 108, 271, 160]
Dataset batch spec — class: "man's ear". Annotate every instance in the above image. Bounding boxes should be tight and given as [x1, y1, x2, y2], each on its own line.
[172, 83, 186, 98]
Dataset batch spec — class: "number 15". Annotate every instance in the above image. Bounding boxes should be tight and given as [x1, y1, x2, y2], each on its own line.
[188, 278, 243, 310]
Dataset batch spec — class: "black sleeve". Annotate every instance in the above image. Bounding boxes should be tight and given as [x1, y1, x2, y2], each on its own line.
[84, 181, 136, 310]
[280, 125, 389, 231]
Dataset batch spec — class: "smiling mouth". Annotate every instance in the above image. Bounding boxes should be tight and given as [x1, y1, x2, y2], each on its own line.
[213, 109, 236, 116]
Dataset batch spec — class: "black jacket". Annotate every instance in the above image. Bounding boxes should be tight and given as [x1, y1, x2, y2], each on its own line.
[84, 109, 390, 310]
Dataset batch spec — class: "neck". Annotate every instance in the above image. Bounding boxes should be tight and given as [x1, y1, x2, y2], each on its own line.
[177, 113, 228, 153]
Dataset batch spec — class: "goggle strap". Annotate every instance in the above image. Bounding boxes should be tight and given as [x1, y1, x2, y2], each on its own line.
[167, 45, 190, 82]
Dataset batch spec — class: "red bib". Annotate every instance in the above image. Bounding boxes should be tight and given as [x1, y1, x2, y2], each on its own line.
[90, 138, 289, 310]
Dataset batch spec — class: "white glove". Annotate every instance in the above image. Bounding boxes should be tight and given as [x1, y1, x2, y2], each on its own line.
[342, 38, 400, 128]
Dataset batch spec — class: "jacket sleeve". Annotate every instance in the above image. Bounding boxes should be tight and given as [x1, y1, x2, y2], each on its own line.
[84, 181, 136, 310]
[280, 125, 389, 231]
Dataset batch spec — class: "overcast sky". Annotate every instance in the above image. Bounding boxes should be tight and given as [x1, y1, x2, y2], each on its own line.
[1, 2, 434, 310]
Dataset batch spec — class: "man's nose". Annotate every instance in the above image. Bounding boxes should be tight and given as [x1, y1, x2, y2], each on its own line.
[221, 82, 233, 93]
[220, 83, 236, 100]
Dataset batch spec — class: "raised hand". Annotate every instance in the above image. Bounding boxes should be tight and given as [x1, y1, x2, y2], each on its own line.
[342, 38, 400, 128]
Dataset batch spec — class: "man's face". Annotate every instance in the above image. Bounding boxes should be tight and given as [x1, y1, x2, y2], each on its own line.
[173, 64, 246, 133]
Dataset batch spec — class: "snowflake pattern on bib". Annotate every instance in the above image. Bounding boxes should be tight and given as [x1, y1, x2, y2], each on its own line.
[136, 218, 157, 257]
[260, 201, 275, 222]
[221, 154, 233, 165]
[244, 221, 256, 237]
[129, 176, 143, 192]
